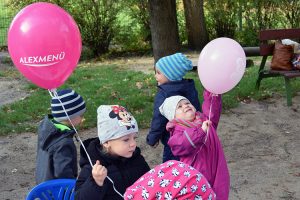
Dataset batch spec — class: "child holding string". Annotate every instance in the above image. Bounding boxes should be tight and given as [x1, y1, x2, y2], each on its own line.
[159, 90, 230, 200]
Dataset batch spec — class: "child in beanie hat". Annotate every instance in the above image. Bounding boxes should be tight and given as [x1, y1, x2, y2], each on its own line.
[156, 53, 193, 82]
[159, 91, 230, 200]
[124, 160, 216, 200]
[51, 89, 86, 122]
[147, 52, 201, 162]
[75, 105, 150, 200]
[35, 89, 86, 184]
[97, 105, 138, 143]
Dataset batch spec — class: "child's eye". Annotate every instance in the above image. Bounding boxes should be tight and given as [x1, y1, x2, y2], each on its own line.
[123, 139, 129, 142]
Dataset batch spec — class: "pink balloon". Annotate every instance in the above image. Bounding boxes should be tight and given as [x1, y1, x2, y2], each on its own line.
[197, 37, 246, 94]
[8, 2, 81, 89]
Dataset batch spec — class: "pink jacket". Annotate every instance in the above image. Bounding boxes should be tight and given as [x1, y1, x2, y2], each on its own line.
[167, 90, 230, 200]
[124, 160, 216, 200]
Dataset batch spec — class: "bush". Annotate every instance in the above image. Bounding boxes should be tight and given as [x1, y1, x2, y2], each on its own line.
[80, 46, 94, 61]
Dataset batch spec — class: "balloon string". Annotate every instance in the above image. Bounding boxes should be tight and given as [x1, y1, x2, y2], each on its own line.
[190, 94, 213, 166]
[206, 94, 213, 143]
[48, 89, 124, 198]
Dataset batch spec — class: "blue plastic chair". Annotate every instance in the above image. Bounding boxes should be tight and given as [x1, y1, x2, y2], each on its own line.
[25, 179, 76, 200]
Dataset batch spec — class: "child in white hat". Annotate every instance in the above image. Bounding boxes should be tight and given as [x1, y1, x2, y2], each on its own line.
[159, 91, 230, 200]
[75, 105, 150, 200]
[146, 53, 201, 163]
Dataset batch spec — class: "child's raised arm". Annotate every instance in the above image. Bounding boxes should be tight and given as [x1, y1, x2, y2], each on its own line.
[201, 89, 222, 129]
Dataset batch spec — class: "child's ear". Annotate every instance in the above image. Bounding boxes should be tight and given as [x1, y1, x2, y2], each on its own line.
[102, 142, 109, 149]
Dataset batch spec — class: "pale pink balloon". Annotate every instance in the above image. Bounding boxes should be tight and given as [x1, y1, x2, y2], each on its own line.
[8, 2, 81, 89]
[197, 37, 246, 94]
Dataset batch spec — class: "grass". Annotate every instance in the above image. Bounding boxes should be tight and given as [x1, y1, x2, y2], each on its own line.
[0, 63, 156, 135]
[0, 60, 300, 135]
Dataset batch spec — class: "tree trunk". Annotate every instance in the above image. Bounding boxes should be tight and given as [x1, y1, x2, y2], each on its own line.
[183, 0, 208, 50]
[149, 0, 180, 62]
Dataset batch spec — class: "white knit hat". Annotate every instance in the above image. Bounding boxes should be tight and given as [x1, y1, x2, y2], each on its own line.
[97, 105, 138, 144]
[159, 95, 188, 121]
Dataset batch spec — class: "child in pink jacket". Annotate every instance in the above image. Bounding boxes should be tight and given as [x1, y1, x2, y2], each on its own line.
[124, 160, 216, 200]
[159, 90, 230, 200]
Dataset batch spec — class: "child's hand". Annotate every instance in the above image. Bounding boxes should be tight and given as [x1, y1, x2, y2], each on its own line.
[152, 141, 159, 148]
[204, 89, 219, 97]
[202, 120, 212, 132]
[92, 160, 107, 187]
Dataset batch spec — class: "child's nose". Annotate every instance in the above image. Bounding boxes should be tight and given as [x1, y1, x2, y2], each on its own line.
[130, 140, 136, 147]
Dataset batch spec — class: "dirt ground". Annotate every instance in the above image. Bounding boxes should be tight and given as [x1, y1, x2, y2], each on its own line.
[0, 53, 300, 200]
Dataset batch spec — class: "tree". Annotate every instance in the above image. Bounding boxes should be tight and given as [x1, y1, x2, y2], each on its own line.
[280, 0, 300, 28]
[126, 0, 151, 42]
[70, 0, 121, 56]
[205, 0, 237, 38]
[113, 0, 151, 50]
[183, 0, 208, 50]
[148, 0, 180, 62]
[8, 0, 121, 57]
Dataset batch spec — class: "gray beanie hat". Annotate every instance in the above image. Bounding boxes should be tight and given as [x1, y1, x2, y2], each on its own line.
[159, 95, 188, 121]
[97, 105, 138, 144]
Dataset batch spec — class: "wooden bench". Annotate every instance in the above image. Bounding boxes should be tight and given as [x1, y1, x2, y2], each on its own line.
[255, 28, 300, 106]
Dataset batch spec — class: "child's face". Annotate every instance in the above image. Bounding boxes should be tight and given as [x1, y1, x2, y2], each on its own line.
[175, 99, 196, 121]
[105, 133, 137, 158]
[155, 67, 169, 85]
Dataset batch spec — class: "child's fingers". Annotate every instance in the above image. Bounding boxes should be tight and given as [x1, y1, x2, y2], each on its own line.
[202, 120, 212, 132]
[209, 92, 218, 97]
[93, 161, 104, 171]
[205, 89, 218, 97]
[204, 120, 212, 126]
[93, 160, 106, 175]
[94, 166, 107, 176]
[95, 160, 100, 166]
[93, 160, 101, 169]
[92, 162, 107, 178]
[152, 141, 159, 148]
[92, 163, 107, 186]
[100, 166, 107, 176]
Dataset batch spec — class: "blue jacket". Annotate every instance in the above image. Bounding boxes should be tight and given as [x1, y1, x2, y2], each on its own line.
[75, 138, 150, 200]
[35, 115, 77, 184]
[146, 79, 201, 146]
